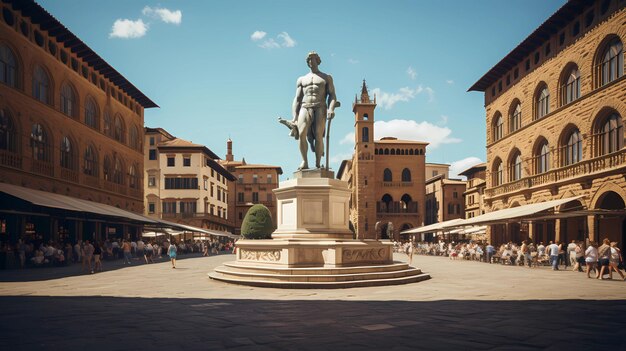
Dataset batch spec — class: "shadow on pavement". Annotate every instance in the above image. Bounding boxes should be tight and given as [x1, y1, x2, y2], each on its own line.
[0, 253, 220, 282]
[0, 296, 624, 350]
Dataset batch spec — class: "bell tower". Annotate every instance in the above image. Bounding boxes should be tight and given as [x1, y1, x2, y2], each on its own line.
[352, 80, 377, 239]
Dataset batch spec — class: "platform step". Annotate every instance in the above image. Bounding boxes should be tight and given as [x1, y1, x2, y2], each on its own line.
[208, 272, 431, 289]
[222, 261, 412, 275]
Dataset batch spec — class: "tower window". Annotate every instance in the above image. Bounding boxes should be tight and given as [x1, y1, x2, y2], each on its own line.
[362, 127, 369, 142]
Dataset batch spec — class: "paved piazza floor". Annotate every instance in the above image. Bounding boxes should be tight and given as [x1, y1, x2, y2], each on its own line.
[0, 252, 625, 350]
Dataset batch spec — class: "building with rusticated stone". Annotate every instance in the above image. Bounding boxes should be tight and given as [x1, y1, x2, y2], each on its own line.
[337, 81, 427, 241]
[459, 163, 487, 219]
[469, 0, 626, 249]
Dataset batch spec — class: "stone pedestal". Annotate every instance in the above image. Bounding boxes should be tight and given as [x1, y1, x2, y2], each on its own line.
[209, 172, 430, 288]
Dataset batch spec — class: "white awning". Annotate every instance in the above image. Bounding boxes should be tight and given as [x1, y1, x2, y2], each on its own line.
[154, 219, 237, 238]
[0, 182, 156, 223]
[459, 196, 585, 227]
[400, 218, 466, 234]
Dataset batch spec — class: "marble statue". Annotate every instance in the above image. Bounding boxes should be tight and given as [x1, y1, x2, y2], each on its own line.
[279, 52, 339, 170]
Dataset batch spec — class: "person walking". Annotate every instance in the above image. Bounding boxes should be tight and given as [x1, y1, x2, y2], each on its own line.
[609, 242, 625, 280]
[168, 241, 177, 269]
[547, 241, 560, 271]
[121, 239, 132, 265]
[572, 241, 585, 272]
[585, 241, 598, 278]
[408, 240, 415, 266]
[93, 241, 102, 273]
[486, 243, 495, 264]
[597, 238, 612, 280]
[567, 240, 577, 268]
[144, 242, 154, 264]
[83, 240, 94, 273]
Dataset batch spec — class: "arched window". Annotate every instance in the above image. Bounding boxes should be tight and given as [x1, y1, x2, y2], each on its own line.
[362, 127, 369, 142]
[84, 145, 97, 176]
[600, 114, 623, 155]
[493, 113, 503, 141]
[113, 114, 125, 143]
[564, 129, 582, 166]
[60, 136, 74, 169]
[103, 156, 111, 181]
[85, 97, 98, 129]
[32, 65, 49, 104]
[384, 148, 389, 155]
[383, 168, 392, 182]
[129, 164, 138, 189]
[509, 152, 522, 181]
[493, 158, 503, 186]
[561, 66, 580, 105]
[536, 141, 550, 174]
[535, 85, 550, 119]
[381, 194, 393, 212]
[129, 125, 138, 150]
[60, 83, 76, 117]
[409, 149, 414, 155]
[113, 156, 123, 184]
[0, 45, 17, 87]
[401, 168, 411, 182]
[401, 194, 412, 210]
[390, 149, 395, 155]
[600, 38, 623, 86]
[509, 103, 521, 133]
[0, 108, 17, 152]
[30, 123, 49, 161]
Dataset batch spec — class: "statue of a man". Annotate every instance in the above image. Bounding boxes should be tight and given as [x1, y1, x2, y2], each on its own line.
[280, 52, 338, 170]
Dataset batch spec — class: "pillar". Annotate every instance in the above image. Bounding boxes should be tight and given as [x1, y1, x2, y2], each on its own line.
[528, 221, 534, 241]
[587, 215, 596, 243]
[554, 218, 561, 243]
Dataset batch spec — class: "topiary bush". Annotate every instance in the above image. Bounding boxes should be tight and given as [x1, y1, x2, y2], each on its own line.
[240, 204, 275, 239]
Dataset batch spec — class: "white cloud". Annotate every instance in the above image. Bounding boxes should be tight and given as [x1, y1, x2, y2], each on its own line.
[277, 32, 296, 47]
[142, 6, 182, 24]
[257, 32, 297, 49]
[340, 132, 355, 145]
[446, 80, 454, 85]
[250, 30, 267, 41]
[347, 58, 359, 64]
[449, 157, 483, 179]
[371, 85, 434, 110]
[339, 119, 462, 150]
[109, 19, 148, 39]
[407, 66, 417, 80]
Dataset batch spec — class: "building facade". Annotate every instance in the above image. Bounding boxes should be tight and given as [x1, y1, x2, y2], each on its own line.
[219, 139, 282, 234]
[425, 173, 467, 226]
[425, 163, 449, 180]
[0, 0, 156, 243]
[469, 0, 626, 248]
[459, 163, 487, 219]
[144, 128, 235, 232]
[337, 81, 427, 240]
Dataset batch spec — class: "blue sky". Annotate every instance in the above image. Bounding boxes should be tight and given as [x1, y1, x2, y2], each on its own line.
[39, 0, 565, 177]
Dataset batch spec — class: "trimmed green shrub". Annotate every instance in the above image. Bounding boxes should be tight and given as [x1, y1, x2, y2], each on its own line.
[240, 204, 275, 239]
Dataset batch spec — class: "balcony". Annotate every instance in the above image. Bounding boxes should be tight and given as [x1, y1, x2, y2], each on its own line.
[60, 168, 78, 183]
[380, 181, 414, 188]
[31, 159, 54, 177]
[376, 201, 419, 214]
[0, 150, 22, 169]
[486, 148, 626, 198]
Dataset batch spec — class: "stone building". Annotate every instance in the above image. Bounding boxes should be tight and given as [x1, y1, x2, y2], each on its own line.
[337, 81, 427, 240]
[424, 171, 467, 226]
[425, 163, 449, 180]
[144, 128, 235, 232]
[219, 139, 283, 234]
[0, 0, 157, 243]
[469, 0, 626, 248]
[459, 163, 487, 219]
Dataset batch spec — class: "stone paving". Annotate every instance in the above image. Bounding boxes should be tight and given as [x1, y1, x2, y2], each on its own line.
[0, 253, 625, 350]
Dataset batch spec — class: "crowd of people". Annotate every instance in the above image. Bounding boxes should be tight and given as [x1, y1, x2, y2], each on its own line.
[395, 237, 626, 281]
[0, 237, 234, 272]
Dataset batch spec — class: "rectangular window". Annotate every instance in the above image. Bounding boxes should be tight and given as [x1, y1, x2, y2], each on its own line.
[238, 192, 244, 203]
[253, 174, 258, 183]
[180, 201, 196, 214]
[162, 201, 177, 214]
[183, 156, 191, 167]
[267, 193, 272, 202]
[149, 137, 155, 146]
[167, 157, 175, 167]
[210, 205, 215, 215]
[148, 176, 156, 187]
[545, 44, 551, 56]
[267, 174, 272, 184]
[238, 174, 244, 184]
[513, 68, 519, 80]
[453, 192, 458, 199]
[239, 212, 243, 220]
[203, 179, 208, 190]
[149, 149, 157, 160]
[432, 170, 438, 177]
[211, 169, 215, 177]
[148, 203, 155, 214]
[217, 188, 222, 201]
[210, 183, 214, 197]
[525, 59, 530, 71]
[164, 177, 198, 189]
[252, 192, 259, 202]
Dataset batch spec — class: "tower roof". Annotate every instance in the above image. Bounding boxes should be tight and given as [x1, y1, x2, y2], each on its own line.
[354, 79, 376, 105]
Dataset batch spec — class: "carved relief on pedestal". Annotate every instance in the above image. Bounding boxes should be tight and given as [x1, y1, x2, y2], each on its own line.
[342, 248, 387, 263]
[240, 249, 282, 262]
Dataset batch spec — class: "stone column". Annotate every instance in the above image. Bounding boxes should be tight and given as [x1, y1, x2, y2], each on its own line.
[554, 218, 561, 242]
[587, 215, 596, 242]
[528, 221, 534, 241]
